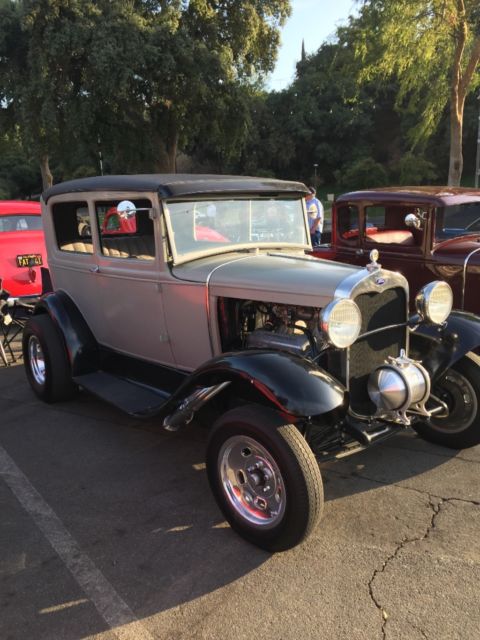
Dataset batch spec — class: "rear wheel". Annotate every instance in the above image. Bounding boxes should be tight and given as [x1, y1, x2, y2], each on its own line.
[23, 314, 77, 403]
[414, 352, 480, 449]
[206, 405, 323, 551]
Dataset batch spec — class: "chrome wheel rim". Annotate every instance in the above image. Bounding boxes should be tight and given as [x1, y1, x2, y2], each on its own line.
[431, 370, 477, 434]
[218, 435, 286, 529]
[28, 335, 46, 386]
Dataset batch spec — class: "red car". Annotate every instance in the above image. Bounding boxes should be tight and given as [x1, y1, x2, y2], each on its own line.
[312, 187, 480, 315]
[0, 200, 46, 300]
[101, 203, 229, 242]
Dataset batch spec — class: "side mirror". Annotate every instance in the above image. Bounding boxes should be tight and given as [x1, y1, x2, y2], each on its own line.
[117, 200, 137, 218]
[405, 213, 422, 229]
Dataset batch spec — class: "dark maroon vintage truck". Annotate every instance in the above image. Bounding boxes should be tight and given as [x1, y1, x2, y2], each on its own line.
[312, 187, 480, 315]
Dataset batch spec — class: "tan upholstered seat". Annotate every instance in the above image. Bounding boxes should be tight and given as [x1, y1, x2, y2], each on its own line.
[101, 235, 155, 260]
[60, 240, 94, 253]
[366, 230, 415, 246]
[60, 236, 155, 259]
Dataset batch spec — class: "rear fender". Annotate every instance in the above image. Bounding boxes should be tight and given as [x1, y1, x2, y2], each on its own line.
[409, 311, 480, 382]
[34, 291, 99, 375]
[165, 350, 346, 420]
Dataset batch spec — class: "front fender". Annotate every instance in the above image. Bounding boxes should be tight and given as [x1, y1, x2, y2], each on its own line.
[169, 350, 346, 418]
[410, 311, 480, 382]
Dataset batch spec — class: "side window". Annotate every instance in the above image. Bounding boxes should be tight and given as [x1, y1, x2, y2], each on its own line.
[52, 202, 93, 253]
[336, 205, 360, 244]
[95, 199, 155, 261]
[365, 205, 418, 247]
[365, 206, 386, 231]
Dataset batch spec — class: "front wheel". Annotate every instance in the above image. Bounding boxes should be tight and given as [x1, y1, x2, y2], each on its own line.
[414, 352, 480, 449]
[206, 405, 324, 552]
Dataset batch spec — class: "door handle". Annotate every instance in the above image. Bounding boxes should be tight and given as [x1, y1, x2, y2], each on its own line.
[89, 265, 99, 273]
[355, 249, 364, 256]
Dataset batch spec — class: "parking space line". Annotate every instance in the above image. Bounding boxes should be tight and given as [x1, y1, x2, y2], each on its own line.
[0, 445, 154, 640]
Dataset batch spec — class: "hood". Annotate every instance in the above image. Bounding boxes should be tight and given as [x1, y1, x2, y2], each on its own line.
[433, 235, 480, 258]
[172, 251, 360, 307]
[0, 230, 47, 297]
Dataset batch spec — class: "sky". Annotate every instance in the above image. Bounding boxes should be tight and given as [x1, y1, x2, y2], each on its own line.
[267, 0, 358, 90]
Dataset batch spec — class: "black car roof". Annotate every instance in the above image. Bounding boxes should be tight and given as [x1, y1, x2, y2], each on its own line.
[43, 174, 309, 202]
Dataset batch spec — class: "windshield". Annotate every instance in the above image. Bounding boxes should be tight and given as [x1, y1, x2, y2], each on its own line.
[435, 203, 480, 242]
[165, 198, 308, 262]
[0, 215, 43, 232]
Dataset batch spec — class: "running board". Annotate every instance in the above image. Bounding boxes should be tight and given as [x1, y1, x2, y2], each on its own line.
[73, 371, 170, 417]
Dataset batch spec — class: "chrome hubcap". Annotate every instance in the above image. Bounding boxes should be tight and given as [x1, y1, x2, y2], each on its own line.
[219, 435, 286, 529]
[28, 335, 46, 386]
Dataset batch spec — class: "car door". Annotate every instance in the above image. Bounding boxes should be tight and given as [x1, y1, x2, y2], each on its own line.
[361, 203, 431, 301]
[333, 203, 367, 267]
[91, 195, 175, 365]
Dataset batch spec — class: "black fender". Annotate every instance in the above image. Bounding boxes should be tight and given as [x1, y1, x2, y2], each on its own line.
[410, 311, 480, 382]
[165, 350, 346, 419]
[33, 291, 99, 376]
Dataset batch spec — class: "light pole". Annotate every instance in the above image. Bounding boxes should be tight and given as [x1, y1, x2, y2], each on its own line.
[313, 163, 318, 189]
[98, 134, 104, 176]
[475, 92, 480, 188]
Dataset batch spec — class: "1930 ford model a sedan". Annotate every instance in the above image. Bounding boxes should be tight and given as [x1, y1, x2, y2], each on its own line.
[23, 174, 480, 551]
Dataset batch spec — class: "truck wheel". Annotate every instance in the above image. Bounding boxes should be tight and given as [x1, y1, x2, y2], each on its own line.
[206, 405, 324, 552]
[23, 314, 77, 403]
[414, 352, 480, 449]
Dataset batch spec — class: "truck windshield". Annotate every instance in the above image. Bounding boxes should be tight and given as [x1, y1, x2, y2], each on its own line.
[435, 203, 480, 242]
[165, 198, 308, 261]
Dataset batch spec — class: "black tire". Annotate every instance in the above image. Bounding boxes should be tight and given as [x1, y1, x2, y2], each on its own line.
[22, 314, 77, 403]
[206, 405, 324, 552]
[413, 352, 480, 449]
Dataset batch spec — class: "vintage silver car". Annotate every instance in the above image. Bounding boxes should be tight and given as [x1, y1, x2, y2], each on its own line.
[23, 174, 480, 551]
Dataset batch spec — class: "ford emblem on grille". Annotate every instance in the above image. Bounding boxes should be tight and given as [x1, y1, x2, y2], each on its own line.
[375, 277, 385, 285]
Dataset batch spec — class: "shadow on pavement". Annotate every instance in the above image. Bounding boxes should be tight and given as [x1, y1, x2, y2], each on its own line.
[0, 361, 461, 639]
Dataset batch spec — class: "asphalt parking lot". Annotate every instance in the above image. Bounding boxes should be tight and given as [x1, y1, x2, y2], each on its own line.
[1, 345, 480, 640]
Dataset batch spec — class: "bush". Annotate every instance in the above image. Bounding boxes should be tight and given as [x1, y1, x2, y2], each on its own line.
[334, 157, 389, 190]
[394, 152, 438, 185]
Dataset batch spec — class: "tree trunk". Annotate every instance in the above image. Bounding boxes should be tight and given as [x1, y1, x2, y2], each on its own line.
[40, 154, 53, 190]
[447, 8, 480, 185]
[166, 127, 178, 173]
[448, 98, 464, 186]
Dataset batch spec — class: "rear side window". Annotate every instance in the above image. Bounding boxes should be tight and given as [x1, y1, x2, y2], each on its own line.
[95, 199, 155, 261]
[336, 205, 360, 243]
[0, 215, 43, 232]
[52, 202, 92, 253]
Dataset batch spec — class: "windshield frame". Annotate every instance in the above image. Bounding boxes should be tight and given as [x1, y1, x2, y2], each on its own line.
[162, 196, 311, 265]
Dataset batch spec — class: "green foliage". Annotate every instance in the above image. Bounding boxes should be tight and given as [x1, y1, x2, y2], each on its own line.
[334, 157, 389, 190]
[0, 0, 291, 184]
[394, 152, 438, 185]
[351, 0, 480, 184]
[0, 129, 41, 197]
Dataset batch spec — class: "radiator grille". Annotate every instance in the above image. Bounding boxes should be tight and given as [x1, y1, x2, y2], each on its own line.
[348, 287, 407, 413]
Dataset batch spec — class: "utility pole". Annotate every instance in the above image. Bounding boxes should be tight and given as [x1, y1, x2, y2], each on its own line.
[98, 135, 104, 176]
[313, 163, 318, 189]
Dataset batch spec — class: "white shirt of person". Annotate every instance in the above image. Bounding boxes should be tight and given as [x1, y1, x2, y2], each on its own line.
[307, 197, 324, 233]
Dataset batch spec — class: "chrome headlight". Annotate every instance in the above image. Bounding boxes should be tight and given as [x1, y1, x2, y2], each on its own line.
[320, 299, 362, 348]
[415, 281, 453, 324]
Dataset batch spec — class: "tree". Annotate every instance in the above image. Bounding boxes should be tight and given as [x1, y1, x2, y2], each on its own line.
[352, 0, 480, 185]
[0, 1, 291, 185]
